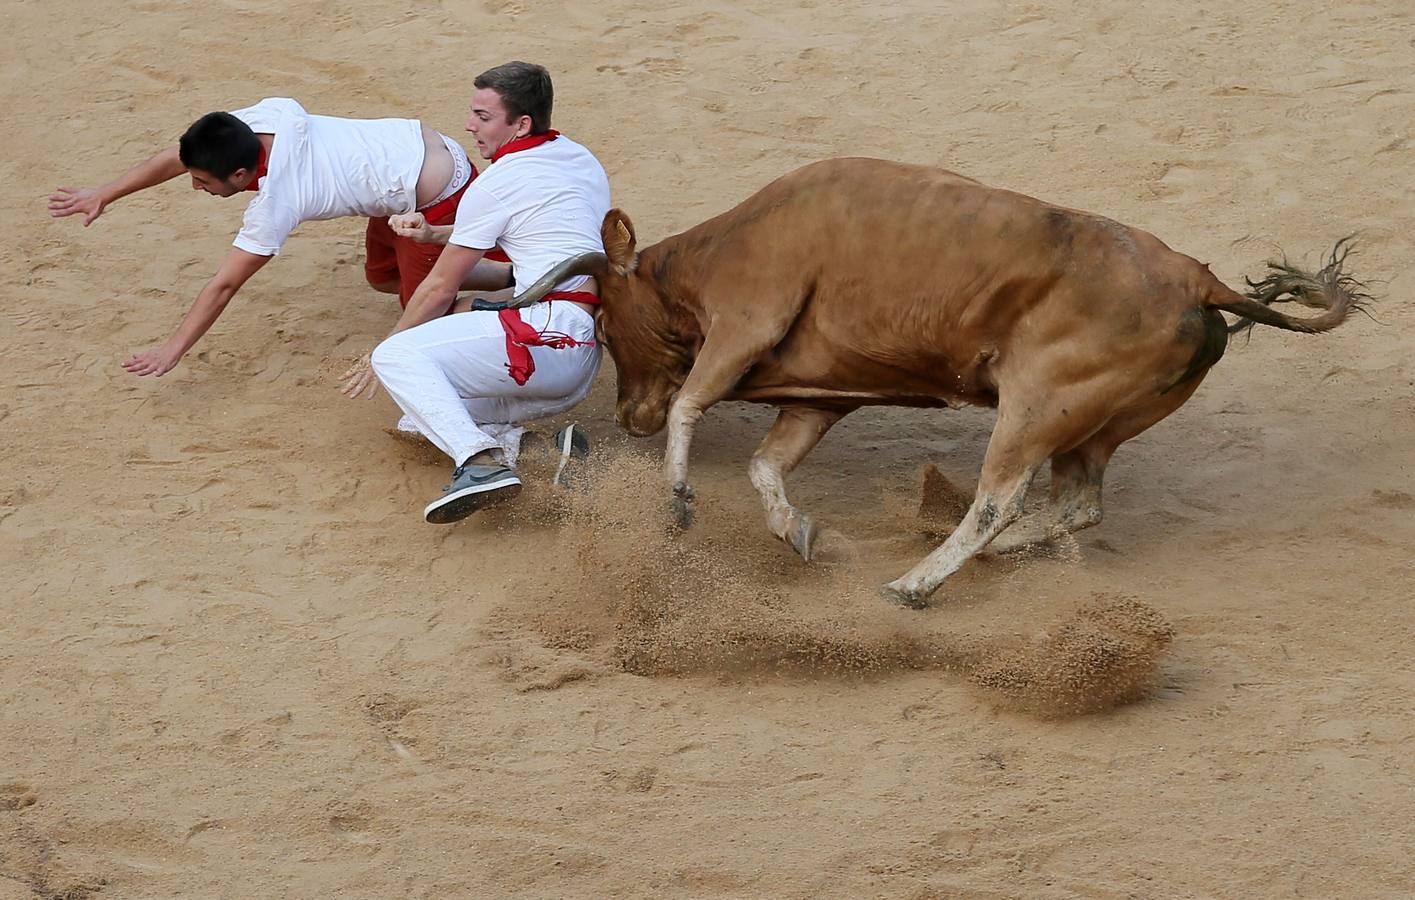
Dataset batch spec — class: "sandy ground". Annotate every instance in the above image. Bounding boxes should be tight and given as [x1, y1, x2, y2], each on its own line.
[4, 0, 1415, 897]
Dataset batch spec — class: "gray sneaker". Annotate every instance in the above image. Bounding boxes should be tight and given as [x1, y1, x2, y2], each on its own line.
[423, 463, 522, 524]
[551, 423, 591, 488]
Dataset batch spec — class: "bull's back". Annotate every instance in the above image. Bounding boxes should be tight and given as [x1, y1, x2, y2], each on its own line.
[682, 158, 1213, 404]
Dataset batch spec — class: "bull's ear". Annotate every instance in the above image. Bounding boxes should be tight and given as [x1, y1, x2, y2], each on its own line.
[602, 209, 638, 276]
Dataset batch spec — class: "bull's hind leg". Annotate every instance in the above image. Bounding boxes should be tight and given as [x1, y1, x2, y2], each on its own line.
[1063, 374, 1209, 532]
[978, 368, 1212, 557]
[748, 406, 848, 561]
[985, 447, 1108, 554]
[882, 390, 1120, 607]
[883, 461, 1043, 608]
[1048, 448, 1108, 533]
[1052, 375, 1208, 530]
[883, 421, 1046, 606]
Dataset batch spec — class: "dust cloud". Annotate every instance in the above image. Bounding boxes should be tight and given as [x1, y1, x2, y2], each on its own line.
[488, 444, 1173, 715]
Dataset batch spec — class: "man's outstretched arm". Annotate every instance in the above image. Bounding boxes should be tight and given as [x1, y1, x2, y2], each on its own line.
[123, 247, 272, 377]
[49, 146, 187, 226]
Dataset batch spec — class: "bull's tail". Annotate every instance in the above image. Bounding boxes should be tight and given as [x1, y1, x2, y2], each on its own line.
[1208, 237, 1371, 335]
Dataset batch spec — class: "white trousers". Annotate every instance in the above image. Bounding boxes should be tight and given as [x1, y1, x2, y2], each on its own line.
[371, 301, 600, 467]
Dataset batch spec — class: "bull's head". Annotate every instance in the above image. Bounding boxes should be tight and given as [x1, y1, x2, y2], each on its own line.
[473, 209, 697, 437]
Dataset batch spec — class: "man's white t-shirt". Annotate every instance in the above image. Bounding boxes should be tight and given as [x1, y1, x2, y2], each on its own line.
[229, 98, 427, 256]
[449, 136, 610, 294]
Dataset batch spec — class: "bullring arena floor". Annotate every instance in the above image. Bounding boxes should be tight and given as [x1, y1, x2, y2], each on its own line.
[4, 1, 1413, 896]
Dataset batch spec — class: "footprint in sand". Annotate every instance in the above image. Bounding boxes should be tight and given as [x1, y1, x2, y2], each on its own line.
[1371, 489, 1415, 510]
[327, 800, 382, 845]
[1, 781, 38, 810]
[601, 766, 658, 794]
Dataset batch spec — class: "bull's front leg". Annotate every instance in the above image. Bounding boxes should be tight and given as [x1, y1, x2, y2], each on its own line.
[658, 312, 799, 532]
[748, 406, 847, 560]
[664, 398, 705, 529]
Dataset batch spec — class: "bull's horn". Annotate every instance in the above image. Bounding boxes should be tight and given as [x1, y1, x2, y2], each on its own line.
[468, 251, 608, 311]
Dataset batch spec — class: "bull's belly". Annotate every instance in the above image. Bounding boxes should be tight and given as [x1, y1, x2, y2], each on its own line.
[726, 386, 966, 409]
[728, 366, 997, 410]
[730, 373, 996, 410]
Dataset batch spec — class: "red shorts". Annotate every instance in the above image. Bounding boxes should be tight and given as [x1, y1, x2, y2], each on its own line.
[364, 179, 510, 307]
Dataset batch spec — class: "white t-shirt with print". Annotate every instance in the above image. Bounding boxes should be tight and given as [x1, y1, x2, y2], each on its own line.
[229, 98, 427, 256]
[449, 136, 610, 294]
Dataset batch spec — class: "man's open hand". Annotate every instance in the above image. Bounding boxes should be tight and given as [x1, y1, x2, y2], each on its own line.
[49, 187, 108, 226]
[340, 352, 379, 399]
[123, 343, 183, 377]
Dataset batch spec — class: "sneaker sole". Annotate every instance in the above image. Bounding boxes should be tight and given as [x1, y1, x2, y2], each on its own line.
[423, 477, 523, 524]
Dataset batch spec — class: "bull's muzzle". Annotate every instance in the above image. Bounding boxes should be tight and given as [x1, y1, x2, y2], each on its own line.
[617, 400, 668, 437]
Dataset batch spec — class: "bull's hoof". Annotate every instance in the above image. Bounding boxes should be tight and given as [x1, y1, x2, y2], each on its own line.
[881, 583, 929, 609]
[787, 513, 818, 562]
[671, 481, 696, 531]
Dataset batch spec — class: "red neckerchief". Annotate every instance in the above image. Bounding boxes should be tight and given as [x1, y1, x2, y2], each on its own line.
[243, 143, 270, 192]
[489, 129, 559, 164]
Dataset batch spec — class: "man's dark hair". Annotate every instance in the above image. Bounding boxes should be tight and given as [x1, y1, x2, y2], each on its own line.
[179, 112, 260, 180]
[474, 62, 554, 135]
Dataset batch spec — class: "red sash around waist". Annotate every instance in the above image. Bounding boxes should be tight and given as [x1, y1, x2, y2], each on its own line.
[497, 291, 599, 386]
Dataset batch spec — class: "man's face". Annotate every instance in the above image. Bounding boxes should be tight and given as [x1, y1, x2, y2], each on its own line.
[188, 167, 250, 197]
[466, 87, 531, 160]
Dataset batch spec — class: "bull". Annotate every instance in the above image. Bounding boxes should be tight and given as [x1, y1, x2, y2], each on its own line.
[476, 158, 1367, 607]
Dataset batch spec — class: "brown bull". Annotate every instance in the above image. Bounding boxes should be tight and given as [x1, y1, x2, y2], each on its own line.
[481, 157, 1366, 607]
